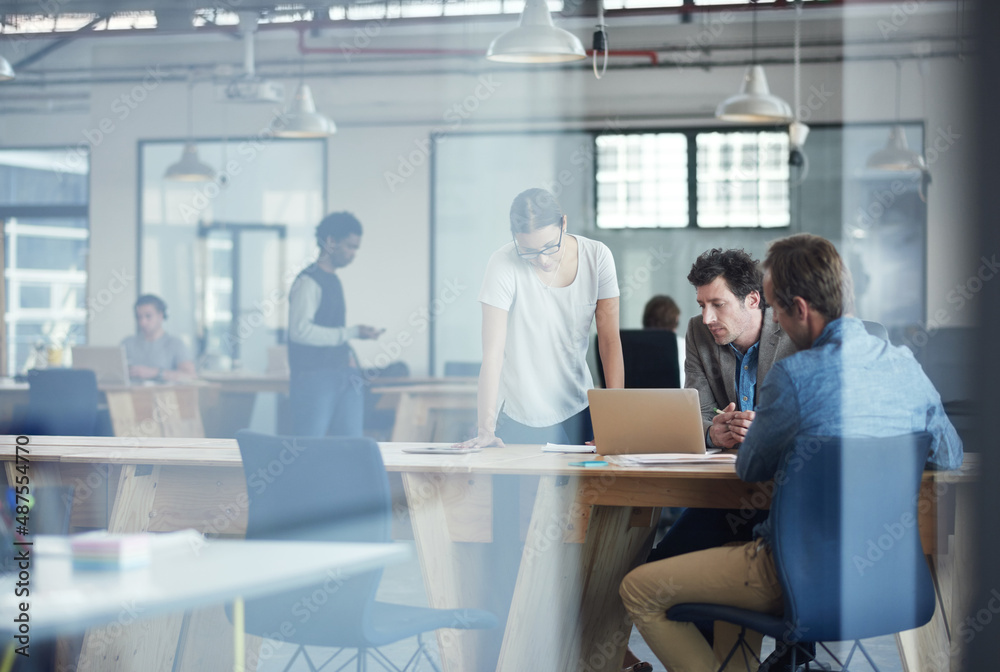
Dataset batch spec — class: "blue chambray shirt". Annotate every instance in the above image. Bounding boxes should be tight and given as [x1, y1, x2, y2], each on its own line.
[736, 317, 964, 543]
[730, 341, 760, 412]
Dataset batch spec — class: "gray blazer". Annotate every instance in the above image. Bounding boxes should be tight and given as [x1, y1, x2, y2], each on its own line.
[683, 306, 797, 435]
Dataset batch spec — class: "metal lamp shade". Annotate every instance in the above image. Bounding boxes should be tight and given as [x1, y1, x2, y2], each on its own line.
[276, 84, 336, 138]
[866, 125, 927, 171]
[164, 143, 216, 182]
[487, 0, 586, 63]
[716, 65, 794, 124]
[0, 56, 15, 82]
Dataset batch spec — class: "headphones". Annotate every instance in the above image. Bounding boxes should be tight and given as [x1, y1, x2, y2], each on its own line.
[135, 295, 168, 320]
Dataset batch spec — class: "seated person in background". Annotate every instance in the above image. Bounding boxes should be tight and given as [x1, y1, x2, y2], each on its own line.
[121, 294, 196, 382]
[642, 294, 685, 386]
[620, 233, 963, 672]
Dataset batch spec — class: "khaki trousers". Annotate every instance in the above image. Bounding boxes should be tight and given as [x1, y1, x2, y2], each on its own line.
[619, 541, 784, 672]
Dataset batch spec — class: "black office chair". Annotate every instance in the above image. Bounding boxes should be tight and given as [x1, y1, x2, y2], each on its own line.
[596, 330, 680, 389]
[666, 433, 935, 671]
[232, 430, 497, 672]
[20, 369, 109, 436]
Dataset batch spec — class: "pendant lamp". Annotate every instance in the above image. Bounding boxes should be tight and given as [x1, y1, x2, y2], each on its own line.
[275, 83, 336, 138]
[716, 0, 792, 123]
[0, 55, 15, 82]
[165, 82, 215, 182]
[866, 61, 926, 172]
[487, 0, 586, 64]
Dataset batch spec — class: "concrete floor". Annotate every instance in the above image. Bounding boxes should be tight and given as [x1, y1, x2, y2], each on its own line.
[258, 540, 904, 672]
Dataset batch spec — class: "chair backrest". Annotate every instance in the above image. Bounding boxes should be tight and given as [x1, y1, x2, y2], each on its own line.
[770, 433, 935, 642]
[234, 430, 393, 642]
[596, 330, 680, 389]
[25, 369, 100, 435]
[444, 361, 481, 377]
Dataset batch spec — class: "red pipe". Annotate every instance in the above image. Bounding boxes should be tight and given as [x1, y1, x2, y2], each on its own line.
[297, 29, 659, 64]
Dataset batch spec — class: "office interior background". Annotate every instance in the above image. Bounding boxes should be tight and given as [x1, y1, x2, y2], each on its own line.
[4, 1, 1000, 669]
[0, 0, 977, 414]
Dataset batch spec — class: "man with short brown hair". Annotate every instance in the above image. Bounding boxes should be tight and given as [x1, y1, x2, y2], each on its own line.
[620, 233, 962, 672]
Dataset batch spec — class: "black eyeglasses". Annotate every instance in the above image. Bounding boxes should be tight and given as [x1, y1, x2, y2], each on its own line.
[513, 228, 563, 260]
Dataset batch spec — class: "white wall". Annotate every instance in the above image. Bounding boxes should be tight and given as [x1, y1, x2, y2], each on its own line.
[0, 17, 979, 375]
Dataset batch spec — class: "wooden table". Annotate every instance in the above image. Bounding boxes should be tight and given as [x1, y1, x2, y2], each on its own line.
[194, 373, 477, 438]
[0, 438, 975, 672]
[0, 378, 211, 438]
[370, 383, 478, 443]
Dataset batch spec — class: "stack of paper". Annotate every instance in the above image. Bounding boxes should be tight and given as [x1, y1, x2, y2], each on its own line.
[71, 534, 151, 570]
[605, 451, 737, 467]
[69, 529, 203, 570]
[542, 443, 596, 453]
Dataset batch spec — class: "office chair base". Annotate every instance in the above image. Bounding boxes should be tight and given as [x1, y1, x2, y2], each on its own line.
[722, 628, 884, 672]
[281, 634, 440, 672]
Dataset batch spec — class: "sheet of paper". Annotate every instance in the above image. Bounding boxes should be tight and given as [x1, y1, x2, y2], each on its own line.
[542, 443, 596, 453]
[605, 452, 736, 466]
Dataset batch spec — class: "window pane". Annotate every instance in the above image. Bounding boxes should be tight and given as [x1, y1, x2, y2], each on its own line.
[20, 285, 50, 309]
[0, 149, 88, 207]
[0, 146, 90, 374]
[596, 133, 689, 229]
[696, 131, 790, 228]
[15, 234, 88, 270]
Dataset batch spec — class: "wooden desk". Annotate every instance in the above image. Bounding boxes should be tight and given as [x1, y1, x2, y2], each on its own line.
[0, 439, 974, 672]
[371, 384, 478, 442]
[0, 379, 209, 438]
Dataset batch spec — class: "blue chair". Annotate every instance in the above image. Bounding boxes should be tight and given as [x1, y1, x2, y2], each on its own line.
[20, 369, 110, 436]
[232, 430, 497, 672]
[666, 433, 935, 671]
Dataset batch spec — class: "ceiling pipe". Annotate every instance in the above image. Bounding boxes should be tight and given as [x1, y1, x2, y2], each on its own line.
[0, 0, 960, 44]
[295, 28, 658, 64]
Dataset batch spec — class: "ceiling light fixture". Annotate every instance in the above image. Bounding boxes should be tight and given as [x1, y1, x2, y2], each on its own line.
[276, 83, 336, 138]
[486, 0, 586, 64]
[716, 0, 792, 124]
[164, 80, 215, 182]
[0, 55, 15, 82]
[865, 61, 926, 172]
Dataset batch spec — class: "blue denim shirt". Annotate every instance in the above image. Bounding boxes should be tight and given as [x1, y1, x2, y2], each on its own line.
[736, 317, 964, 542]
[731, 341, 760, 412]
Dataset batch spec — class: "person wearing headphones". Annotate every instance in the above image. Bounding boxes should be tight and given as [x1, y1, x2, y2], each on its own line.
[121, 294, 196, 381]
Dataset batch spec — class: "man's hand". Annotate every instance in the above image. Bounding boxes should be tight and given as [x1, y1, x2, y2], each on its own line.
[454, 429, 505, 450]
[356, 325, 385, 340]
[129, 365, 159, 380]
[709, 402, 757, 447]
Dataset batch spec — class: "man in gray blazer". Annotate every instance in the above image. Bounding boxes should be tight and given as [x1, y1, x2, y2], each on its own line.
[685, 250, 797, 449]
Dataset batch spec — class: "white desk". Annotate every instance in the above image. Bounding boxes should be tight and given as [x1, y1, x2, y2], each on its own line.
[0, 538, 409, 640]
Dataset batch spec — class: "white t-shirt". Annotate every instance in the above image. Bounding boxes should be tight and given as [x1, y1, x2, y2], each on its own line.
[478, 234, 619, 427]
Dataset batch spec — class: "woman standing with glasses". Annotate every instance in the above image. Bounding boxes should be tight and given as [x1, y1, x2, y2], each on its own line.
[457, 188, 624, 448]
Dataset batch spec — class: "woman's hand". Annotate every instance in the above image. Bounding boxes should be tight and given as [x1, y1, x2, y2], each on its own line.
[454, 430, 505, 450]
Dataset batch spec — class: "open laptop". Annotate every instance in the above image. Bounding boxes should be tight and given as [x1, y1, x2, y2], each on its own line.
[587, 388, 706, 455]
[72, 345, 130, 385]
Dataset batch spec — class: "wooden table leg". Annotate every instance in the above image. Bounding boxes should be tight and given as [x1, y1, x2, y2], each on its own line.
[403, 471, 519, 671]
[897, 481, 972, 672]
[76, 465, 259, 672]
[496, 475, 658, 672]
